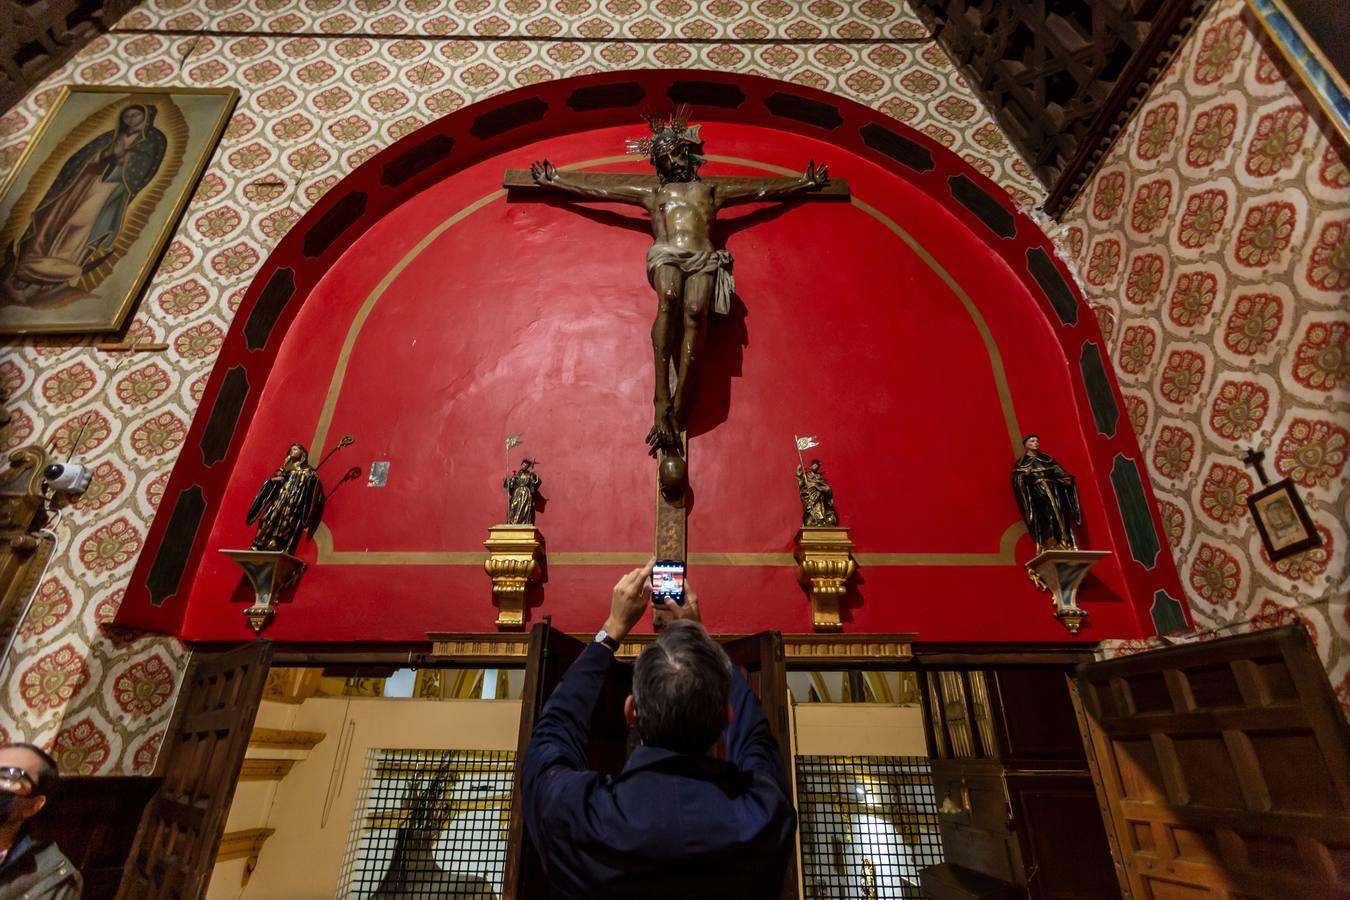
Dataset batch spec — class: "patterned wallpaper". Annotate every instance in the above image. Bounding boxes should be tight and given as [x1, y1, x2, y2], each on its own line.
[0, 0, 1046, 774]
[1056, 0, 1349, 708]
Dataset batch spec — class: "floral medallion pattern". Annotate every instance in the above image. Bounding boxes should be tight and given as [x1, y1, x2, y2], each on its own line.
[109, 654, 176, 716]
[50, 715, 113, 776]
[1062, 0, 1350, 710]
[16, 644, 91, 716]
[0, 0, 1045, 770]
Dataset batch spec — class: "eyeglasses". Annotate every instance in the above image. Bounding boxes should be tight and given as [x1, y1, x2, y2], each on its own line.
[0, 766, 35, 793]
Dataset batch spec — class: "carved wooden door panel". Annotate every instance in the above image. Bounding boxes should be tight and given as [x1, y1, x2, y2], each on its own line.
[721, 631, 797, 900]
[504, 623, 589, 900]
[1074, 626, 1350, 899]
[720, 631, 791, 765]
[118, 640, 273, 900]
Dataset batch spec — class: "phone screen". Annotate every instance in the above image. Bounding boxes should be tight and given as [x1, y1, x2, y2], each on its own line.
[651, 560, 685, 605]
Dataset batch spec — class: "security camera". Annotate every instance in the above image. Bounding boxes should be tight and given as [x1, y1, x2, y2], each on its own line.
[43, 463, 92, 494]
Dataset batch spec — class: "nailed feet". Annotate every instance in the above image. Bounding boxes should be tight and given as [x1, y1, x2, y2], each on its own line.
[645, 404, 681, 455]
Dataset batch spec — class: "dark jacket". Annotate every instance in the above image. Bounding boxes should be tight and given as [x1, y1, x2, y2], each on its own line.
[522, 642, 796, 899]
[0, 834, 82, 900]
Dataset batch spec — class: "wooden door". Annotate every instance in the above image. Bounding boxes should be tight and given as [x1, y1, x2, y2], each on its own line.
[721, 631, 790, 756]
[118, 641, 273, 900]
[722, 631, 797, 900]
[1075, 625, 1350, 899]
[503, 624, 596, 899]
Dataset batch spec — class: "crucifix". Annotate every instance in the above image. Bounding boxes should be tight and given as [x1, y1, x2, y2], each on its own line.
[1241, 446, 1270, 486]
[503, 109, 849, 562]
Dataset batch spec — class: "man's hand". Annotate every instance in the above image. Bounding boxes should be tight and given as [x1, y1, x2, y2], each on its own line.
[531, 159, 558, 184]
[803, 160, 829, 188]
[603, 559, 654, 642]
[655, 581, 701, 624]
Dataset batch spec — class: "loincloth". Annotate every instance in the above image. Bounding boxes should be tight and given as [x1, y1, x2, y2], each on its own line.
[646, 243, 735, 315]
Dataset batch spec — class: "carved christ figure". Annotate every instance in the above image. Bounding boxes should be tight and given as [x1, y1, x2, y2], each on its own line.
[514, 110, 836, 452]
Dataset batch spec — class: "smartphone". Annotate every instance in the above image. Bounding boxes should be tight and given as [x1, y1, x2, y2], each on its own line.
[651, 560, 686, 606]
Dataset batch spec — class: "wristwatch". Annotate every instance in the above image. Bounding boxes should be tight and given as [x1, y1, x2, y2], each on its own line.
[594, 629, 621, 652]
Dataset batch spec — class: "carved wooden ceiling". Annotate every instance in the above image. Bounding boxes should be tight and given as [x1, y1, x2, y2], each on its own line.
[910, 0, 1211, 217]
[1, 0, 139, 114]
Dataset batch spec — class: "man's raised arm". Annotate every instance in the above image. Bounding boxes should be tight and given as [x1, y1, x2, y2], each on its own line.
[527, 159, 652, 206]
[715, 161, 830, 207]
[521, 560, 656, 838]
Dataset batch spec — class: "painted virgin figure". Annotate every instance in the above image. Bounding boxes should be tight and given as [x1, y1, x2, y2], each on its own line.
[248, 443, 325, 554]
[2, 103, 167, 307]
[1011, 435, 1082, 552]
[505, 459, 541, 525]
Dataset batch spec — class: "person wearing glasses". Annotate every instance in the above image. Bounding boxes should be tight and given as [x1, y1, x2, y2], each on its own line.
[0, 743, 80, 899]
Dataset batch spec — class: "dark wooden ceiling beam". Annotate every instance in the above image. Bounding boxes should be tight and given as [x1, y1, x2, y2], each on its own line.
[912, 0, 1213, 218]
[1, 0, 141, 114]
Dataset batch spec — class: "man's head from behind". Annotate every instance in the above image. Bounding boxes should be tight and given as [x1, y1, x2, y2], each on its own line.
[627, 620, 733, 754]
[0, 743, 58, 830]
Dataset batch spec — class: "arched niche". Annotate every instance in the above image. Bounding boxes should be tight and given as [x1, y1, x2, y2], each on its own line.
[117, 70, 1188, 643]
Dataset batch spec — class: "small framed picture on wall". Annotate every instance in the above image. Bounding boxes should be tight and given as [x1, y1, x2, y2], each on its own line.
[1247, 478, 1321, 561]
[0, 85, 237, 334]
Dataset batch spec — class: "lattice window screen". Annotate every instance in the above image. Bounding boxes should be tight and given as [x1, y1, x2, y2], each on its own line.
[337, 749, 515, 899]
[0, 0, 138, 113]
[796, 755, 944, 900]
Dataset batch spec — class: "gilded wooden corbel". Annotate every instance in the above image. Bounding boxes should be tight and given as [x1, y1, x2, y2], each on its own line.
[484, 524, 543, 631]
[795, 526, 856, 632]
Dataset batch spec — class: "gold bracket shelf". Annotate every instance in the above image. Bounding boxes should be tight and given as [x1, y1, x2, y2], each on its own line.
[484, 524, 543, 631]
[795, 526, 857, 632]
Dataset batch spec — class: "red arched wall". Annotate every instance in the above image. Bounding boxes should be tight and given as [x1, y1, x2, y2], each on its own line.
[116, 71, 1188, 645]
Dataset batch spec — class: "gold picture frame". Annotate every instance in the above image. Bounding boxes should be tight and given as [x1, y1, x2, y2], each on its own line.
[0, 85, 238, 335]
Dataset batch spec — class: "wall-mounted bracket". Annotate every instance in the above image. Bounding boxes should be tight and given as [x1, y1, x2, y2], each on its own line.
[1026, 549, 1109, 635]
[221, 549, 306, 635]
[795, 526, 856, 632]
[484, 524, 543, 631]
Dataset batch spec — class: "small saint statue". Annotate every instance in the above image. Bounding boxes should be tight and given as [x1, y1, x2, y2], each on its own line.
[504, 459, 541, 525]
[796, 458, 839, 527]
[1012, 434, 1083, 552]
[247, 443, 325, 554]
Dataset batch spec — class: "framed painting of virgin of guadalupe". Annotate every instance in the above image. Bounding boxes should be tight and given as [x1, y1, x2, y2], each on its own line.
[0, 86, 237, 334]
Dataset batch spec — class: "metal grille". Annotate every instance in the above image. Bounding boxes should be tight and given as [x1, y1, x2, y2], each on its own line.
[337, 749, 515, 899]
[796, 755, 945, 899]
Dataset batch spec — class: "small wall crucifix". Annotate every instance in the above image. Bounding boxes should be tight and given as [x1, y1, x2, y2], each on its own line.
[1241, 446, 1270, 485]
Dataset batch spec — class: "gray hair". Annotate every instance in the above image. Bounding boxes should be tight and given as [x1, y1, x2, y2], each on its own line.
[632, 620, 733, 754]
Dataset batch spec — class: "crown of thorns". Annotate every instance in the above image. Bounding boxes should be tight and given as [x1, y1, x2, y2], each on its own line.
[625, 106, 704, 162]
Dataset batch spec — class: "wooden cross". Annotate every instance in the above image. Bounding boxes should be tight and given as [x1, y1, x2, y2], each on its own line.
[503, 160, 848, 571]
[1241, 446, 1270, 486]
[501, 168, 851, 197]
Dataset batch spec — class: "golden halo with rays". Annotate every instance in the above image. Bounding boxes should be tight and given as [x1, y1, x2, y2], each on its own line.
[0, 93, 187, 294]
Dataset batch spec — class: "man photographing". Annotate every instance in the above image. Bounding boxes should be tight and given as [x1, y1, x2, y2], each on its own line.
[521, 561, 797, 898]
